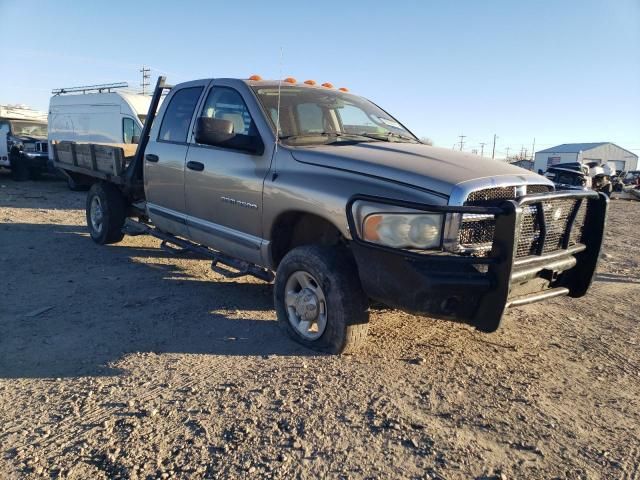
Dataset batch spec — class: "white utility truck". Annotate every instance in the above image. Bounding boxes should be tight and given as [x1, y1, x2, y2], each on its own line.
[0, 105, 48, 180]
[48, 83, 151, 189]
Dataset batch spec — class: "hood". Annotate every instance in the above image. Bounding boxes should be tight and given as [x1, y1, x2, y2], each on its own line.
[289, 142, 547, 197]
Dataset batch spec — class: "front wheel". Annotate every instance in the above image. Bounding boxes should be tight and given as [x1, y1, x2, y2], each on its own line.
[86, 182, 126, 244]
[274, 245, 369, 354]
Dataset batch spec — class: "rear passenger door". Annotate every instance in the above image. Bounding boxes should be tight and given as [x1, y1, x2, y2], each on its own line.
[184, 82, 271, 264]
[144, 82, 206, 237]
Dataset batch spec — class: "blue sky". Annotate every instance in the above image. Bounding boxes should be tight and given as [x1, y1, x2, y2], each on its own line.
[1, 0, 638, 158]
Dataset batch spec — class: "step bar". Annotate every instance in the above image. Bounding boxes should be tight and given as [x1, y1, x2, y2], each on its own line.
[122, 219, 274, 283]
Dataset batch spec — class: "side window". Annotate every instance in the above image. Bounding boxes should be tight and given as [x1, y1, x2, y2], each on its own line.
[198, 87, 256, 137]
[123, 118, 142, 144]
[158, 87, 203, 143]
[123, 118, 134, 143]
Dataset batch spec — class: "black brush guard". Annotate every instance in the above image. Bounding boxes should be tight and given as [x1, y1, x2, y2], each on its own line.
[347, 190, 608, 332]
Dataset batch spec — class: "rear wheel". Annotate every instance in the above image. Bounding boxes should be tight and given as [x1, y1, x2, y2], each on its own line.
[86, 182, 126, 244]
[274, 245, 369, 353]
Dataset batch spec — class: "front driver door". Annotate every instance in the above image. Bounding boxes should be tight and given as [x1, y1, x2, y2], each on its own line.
[184, 83, 271, 265]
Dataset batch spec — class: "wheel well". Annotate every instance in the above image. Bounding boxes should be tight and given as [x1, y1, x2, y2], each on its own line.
[270, 212, 343, 267]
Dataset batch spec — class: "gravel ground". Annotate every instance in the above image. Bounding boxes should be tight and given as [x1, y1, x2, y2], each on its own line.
[0, 173, 638, 480]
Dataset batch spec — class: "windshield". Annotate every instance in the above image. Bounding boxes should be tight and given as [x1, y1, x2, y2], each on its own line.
[251, 85, 418, 146]
[10, 120, 47, 137]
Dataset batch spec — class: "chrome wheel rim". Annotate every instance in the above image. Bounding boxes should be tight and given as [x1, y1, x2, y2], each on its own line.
[90, 196, 104, 234]
[284, 271, 327, 340]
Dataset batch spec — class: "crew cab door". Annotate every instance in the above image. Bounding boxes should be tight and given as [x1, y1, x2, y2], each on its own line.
[184, 81, 272, 264]
[144, 81, 206, 237]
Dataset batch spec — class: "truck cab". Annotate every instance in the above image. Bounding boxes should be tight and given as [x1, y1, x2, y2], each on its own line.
[0, 105, 49, 180]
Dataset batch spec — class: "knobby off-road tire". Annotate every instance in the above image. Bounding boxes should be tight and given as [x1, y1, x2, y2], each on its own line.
[274, 245, 370, 354]
[86, 182, 126, 245]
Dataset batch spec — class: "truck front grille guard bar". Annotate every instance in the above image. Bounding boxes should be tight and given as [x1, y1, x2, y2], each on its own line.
[346, 190, 608, 331]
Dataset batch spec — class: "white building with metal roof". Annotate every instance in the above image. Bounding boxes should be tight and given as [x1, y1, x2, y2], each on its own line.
[534, 142, 638, 173]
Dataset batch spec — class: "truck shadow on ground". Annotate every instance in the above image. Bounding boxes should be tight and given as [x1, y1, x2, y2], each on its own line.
[0, 223, 320, 380]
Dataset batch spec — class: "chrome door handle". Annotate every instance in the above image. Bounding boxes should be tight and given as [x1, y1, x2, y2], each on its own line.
[145, 154, 159, 162]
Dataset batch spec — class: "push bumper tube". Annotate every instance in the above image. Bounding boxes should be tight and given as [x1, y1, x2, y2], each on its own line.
[347, 190, 608, 332]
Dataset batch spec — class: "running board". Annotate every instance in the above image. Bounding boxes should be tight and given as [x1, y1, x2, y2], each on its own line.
[122, 219, 274, 283]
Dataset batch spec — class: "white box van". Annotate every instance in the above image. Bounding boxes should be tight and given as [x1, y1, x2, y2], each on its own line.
[48, 92, 151, 153]
[48, 91, 152, 188]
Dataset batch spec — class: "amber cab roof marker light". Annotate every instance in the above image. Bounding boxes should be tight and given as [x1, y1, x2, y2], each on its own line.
[304, 80, 317, 85]
[284, 77, 297, 84]
[248, 74, 262, 81]
[321, 82, 334, 88]
[338, 87, 349, 92]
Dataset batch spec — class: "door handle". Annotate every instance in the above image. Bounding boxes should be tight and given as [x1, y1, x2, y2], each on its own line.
[145, 154, 159, 163]
[187, 161, 205, 172]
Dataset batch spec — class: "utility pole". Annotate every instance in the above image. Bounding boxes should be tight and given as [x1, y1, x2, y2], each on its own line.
[505, 147, 510, 160]
[458, 134, 466, 151]
[491, 134, 497, 160]
[531, 137, 536, 160]
[140, 65, 151, 95]
[479, 142, 486, 157]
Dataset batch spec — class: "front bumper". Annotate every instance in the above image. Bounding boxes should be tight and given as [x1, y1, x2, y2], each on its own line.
[348, 190, 608, 332]
[20, 152, 49, 169]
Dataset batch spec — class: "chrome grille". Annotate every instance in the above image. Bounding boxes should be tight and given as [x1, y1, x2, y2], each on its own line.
[36, 142, 48, 153]
[464, 184, 552, 205]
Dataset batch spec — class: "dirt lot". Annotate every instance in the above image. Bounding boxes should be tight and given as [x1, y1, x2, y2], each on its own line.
[0, 173, 638, 480]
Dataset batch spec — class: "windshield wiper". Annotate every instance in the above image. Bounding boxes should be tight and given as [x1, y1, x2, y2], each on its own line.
[355, 132, 418, 143]
[279, 132, 375, 143]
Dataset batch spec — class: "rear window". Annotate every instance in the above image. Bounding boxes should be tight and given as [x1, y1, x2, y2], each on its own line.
[158, 87, 203, 143]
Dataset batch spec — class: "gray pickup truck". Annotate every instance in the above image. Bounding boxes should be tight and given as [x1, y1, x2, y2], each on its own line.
[54, 76, 608, 353]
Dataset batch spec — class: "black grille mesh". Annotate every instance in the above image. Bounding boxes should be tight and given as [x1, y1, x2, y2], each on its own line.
[458, 217, 495, 248]
[458, 186, 588, 259]
[515, 199, 587, 257]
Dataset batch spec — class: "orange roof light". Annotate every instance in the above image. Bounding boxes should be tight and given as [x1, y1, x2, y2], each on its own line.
[284, 77, 297, 84]
[304, 79, 317, 85]
[321, 82, 334, 88]
[338, 87, 349, 92]
[248, 74, 262, 81]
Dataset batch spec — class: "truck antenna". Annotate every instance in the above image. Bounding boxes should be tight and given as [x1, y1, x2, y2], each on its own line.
[272, 47, 283, 181]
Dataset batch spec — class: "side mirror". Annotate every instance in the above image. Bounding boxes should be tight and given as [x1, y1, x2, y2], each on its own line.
[195, 117, 235, 146]
[195, 117, 264, 155]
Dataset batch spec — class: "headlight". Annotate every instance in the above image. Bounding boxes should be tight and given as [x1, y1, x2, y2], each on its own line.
[363, 213, 442, 249]
[351, 200, 444, 250]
